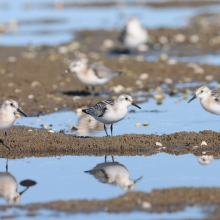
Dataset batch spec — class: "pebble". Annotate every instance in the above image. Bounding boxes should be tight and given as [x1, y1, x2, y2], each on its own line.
[42, 124, 52, 129]
[159, 53, 168, 61]
[190, 34, 200, 43]
[28, 94, 34, 99]
[136, 123, 142, 127]
[167, 59, 177, 65]
[102, 39, 114, 48]
[69, 126, 78, 131]
[31, 81, 41, 87]
[139, 73, 149, 80]
[156, 142, 162, 146]
[137, 44, 149, 52]
[141, 201, 152, 209]
[48, 129, 56, 133]
[174, 34, 186, 43]
[205, 75, 214, 81]
[201, 141, 207, 146]
[8, 56, 17, 62]
[143, 122, 149, 127]
[192, 146, 198, 150]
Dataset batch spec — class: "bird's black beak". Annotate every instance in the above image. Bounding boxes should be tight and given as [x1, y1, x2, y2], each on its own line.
[19, 187, 29, 196]
[17, 108, 27, 117]
[131, 102, 141, 109]
[63, 69, 70, 76]
[134, 176, 143, 183]
[188, 95, 197, 103]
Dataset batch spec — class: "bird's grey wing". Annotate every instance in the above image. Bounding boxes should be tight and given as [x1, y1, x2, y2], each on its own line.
[118, 26, 127, 43]
[83, 99, 115, 117]
[89, 63, 120, 79]
[85, 169, 109, 183]
[211, 90, 220, 103]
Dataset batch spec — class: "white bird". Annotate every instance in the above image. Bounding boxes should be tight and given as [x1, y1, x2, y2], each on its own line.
[188, 86, 220, 115]
[119, 16, 148, 50]
[0, 99, 27, 151]
[85, 157, 142, 191]
[63, 59, 122, 92]
[82, 94, 141, 136]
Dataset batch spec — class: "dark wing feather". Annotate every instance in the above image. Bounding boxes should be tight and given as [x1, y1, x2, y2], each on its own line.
[85, 169, 109, 183]
[82, 99, 115, 117]
[211, 90, 220, 103]
[118, 26, 127, 43]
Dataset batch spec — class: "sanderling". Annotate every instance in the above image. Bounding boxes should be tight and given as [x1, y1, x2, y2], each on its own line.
[82, 94, 141, 136]
[63, 59, 122, 92]
[0, 100, 27, 151]
[85, 157, 142, 191]
[188, 86, 220, 115]
[119, 16, 148, 50]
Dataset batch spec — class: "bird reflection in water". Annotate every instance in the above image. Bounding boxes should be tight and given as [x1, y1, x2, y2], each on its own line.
[0, 156, 36, 204]
[197, 155, 220, 165]
[76, 114, 105, 136]
[85, 156, 142, 191]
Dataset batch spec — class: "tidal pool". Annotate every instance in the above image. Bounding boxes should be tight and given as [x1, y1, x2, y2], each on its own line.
[1, 0, 220, 45]
[0, 152, 219, 219]
[0, 153, 220, 205]
[16, 92, 220, 137]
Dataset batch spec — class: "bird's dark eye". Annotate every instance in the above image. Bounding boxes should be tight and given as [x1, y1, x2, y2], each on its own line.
[125, 97, 128, 100]
[10, 103, 13, 107]
[201, 90, 203, 93]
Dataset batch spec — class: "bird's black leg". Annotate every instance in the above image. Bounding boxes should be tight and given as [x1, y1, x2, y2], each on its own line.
[105, 155, 107, 162]
[111, 156, 114, 162]
[5, 131, 10, 151]
[110, 124, 113, 136]
[6, 152, 10, 172]
[85, 86, 89, 91]
[104, 124, 109, 136]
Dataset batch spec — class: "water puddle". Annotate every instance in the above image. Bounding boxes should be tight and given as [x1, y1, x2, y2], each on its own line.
[1, 1, 220, 45]
[0, 207, 210, 220]
[0, 153, 219, 218]
[16, 91, 220, 136]
[0, 153, 219, 205]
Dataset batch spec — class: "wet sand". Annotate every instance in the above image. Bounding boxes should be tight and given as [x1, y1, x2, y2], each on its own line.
[0, 45, 220, 116]
[0, 187, 219, 218]
[0, 126, 219, 158]
[40, 1, 220, 8]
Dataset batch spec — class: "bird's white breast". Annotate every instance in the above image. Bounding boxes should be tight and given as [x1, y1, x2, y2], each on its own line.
[201, 99, 220, 115]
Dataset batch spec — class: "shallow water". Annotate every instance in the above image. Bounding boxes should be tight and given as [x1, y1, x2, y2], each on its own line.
[1, 0, 220, 45]
[0, 207, 210, 220]
[0, 153, 219, 218]
[17, 90, 220, 137]
[0, 153, 219, 205]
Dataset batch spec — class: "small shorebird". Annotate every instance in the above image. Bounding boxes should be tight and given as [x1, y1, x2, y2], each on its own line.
[82, 94, 141, 136]
[188, 86, 220, 115]
[0, 100, 27, 151]
[63, 59, 122, 92]
[85, 157, 142, 191]
[119, 16, 148, 50]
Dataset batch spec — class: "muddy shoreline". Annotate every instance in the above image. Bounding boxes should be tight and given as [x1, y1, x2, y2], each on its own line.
[0, 187, 219, 218]
[0, 126, 220, 158]
[0, 46, 220, 116]
[40, 1, 220, 8]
